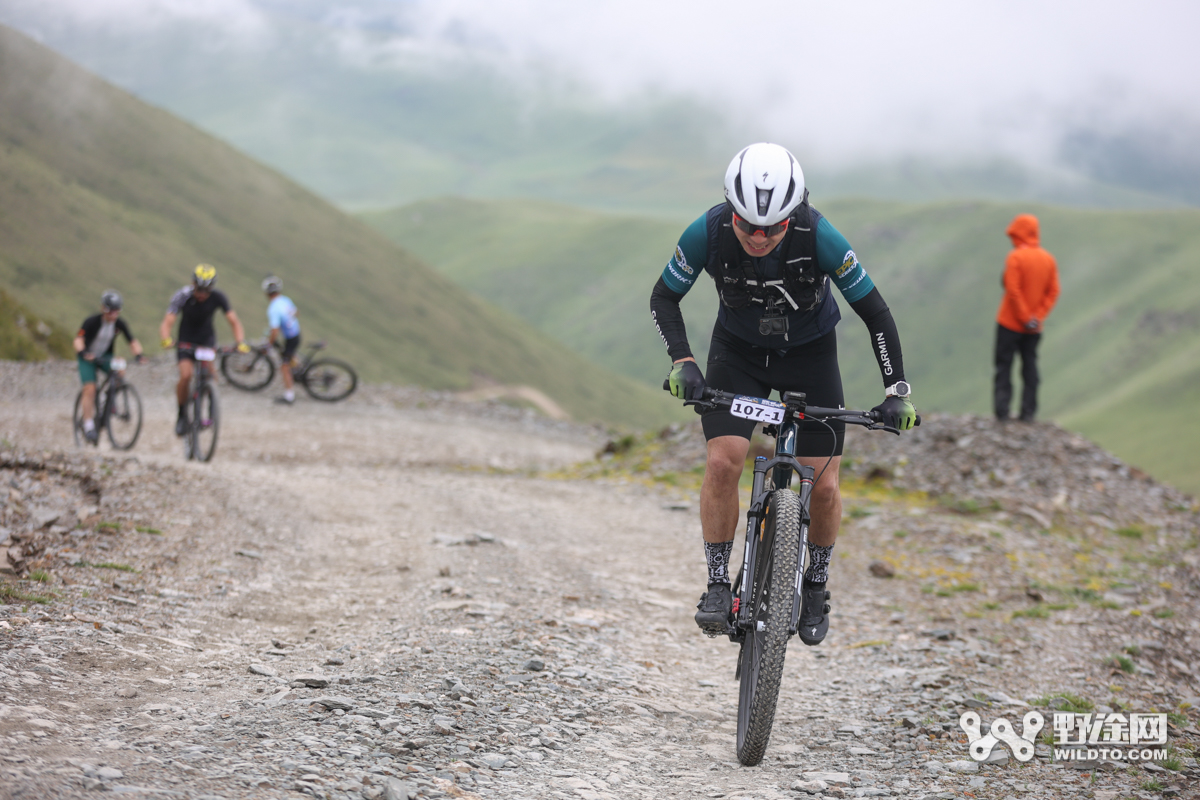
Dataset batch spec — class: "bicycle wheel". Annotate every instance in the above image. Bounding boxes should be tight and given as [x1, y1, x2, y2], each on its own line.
[300, 358, 357, 401]
[72, 390, 86, 446]
[220, 350, 274, 391]
[736, 488, 801, 766]
[105, 383, 143, 450]
[190, 384, 220, 462]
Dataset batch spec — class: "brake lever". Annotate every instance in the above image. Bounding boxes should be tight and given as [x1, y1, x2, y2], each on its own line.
[683, 399, 717, 410]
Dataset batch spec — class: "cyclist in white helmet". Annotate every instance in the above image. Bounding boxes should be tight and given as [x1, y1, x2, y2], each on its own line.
[651, 143, 917, 645]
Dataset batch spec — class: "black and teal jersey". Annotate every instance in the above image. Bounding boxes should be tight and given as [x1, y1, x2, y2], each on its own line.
[661, 203, 874, 349]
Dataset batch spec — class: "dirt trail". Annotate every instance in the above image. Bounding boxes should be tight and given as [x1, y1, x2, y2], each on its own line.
[1, 360, 1198, 800]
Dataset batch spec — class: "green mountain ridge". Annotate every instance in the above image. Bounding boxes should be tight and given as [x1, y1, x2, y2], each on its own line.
[0, 24, 679, 429]
[368, 196, 1200, 495]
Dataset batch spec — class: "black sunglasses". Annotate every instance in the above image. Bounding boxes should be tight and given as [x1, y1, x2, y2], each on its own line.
[732, 213, 789, 238]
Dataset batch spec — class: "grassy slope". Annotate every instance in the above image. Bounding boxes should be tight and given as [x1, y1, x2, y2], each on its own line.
[367, 196, 1200, 494]
[0, 288, 73, 361]
[0, 25, 679, 429]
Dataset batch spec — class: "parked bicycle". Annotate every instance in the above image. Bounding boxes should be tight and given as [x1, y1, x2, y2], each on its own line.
[220, 340, 357, 401]
[72, 358, 143, 450]
[177, 343, 230, 462]
[677, 387, 918, 766]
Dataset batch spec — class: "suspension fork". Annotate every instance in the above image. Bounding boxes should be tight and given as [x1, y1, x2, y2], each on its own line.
[789, 466, 815, 635]
[735, 457, 771, 633]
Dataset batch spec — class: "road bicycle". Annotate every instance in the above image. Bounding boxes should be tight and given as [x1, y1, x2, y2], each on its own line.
[219, 340, 357, 401]
[677, 387, 917, 766]
[72, 358, 143, 450]
[178, 343, 229, 462]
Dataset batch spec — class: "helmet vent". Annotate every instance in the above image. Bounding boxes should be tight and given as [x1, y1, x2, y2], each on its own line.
[757, 189, 771, 216]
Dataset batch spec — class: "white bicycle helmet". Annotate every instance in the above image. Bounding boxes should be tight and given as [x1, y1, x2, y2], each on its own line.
[723, 143, 805, 227]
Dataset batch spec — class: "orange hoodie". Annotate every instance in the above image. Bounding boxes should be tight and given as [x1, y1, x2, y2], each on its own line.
[997, 214, 1059, 334]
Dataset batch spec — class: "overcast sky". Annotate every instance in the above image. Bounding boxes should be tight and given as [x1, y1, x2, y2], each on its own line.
[9, 0, 1200, 166]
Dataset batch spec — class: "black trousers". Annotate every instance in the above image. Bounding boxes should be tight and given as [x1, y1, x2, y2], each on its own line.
[993, 323, 1041, 421]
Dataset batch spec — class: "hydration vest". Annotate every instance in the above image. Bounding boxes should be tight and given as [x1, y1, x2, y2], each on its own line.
[706, 198, 827, 313]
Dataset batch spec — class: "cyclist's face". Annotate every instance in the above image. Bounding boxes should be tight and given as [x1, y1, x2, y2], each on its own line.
[193, 285, 211, 301]
[732, 224, 787, 258]
[101, 308, 120, 321]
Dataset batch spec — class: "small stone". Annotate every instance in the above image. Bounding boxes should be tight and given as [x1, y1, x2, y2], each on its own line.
[249, 663, 278, 677]
[922, 760, 947, 774]
[848, 746, 875, 755]
[294, 674, 330, 688]
[947, 760, 979, 774]
[115, 687, 138, 699]
[432, 717, 455, 735]
[523, 659, 545, 672]
[791, 779, 828, 793]
[310, 695, 356, 710]
[97, 767, 124, 781]
[478, 753, 509, 770]
[27, 718, 57, 731]
[868, 560, 895, 578]
[801, 771, 849, 784]
[383, 777, 413, 800]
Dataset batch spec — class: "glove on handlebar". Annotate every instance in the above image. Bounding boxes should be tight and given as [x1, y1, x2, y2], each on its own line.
[667, 361, 706, 401]
[872, 395, 917, 431]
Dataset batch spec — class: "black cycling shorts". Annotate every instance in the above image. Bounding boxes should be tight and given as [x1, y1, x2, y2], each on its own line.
[280, 335, 301, 361]
[702, 325, 845, 456]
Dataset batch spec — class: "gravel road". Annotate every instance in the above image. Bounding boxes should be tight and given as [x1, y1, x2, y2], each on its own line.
[1, 359, 1198, 800]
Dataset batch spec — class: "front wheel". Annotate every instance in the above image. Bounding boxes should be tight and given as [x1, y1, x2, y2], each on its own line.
[300, 358, 357, 401]
[736, 488, 801, 766]
[72, 390, 87, 446]
[190, 384, 220, 462]
[105, 383, 143, 450]
[220, 350, 274, 391]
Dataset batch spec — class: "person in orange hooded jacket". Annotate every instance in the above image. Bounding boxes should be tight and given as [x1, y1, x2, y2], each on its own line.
[994, 213, 1059, 421]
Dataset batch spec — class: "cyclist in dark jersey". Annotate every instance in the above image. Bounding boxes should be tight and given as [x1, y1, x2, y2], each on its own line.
[73, 291, 145, 443]
[650, 143, 918, 646]
[158, 264, 249, 436]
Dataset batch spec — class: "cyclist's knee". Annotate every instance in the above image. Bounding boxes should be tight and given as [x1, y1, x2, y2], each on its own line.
[705, 438, 748, 485]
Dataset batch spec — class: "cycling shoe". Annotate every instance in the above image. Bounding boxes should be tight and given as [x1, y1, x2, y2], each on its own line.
[798, 582, 831, 646]
[695, 582, 733, 636]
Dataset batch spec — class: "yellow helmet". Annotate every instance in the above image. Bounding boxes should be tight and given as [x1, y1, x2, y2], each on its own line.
[193, 263, 217, 288]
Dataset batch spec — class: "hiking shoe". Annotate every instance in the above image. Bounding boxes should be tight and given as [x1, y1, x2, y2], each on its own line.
[274, 395, 295, 405]
[695, 582, 733, 636]
[798, 582, 831, 646]
[175, 417, 188, 436]
[84, 427, 98, 444]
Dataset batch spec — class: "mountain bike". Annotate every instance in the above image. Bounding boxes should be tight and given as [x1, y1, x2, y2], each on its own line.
[72, 358, 143, 450]
[178, 343, 229, 462]
[219, 340, 357, 401]
[678, 387, 918, 766]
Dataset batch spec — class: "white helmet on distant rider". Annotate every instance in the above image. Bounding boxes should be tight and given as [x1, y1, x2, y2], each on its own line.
[723, 143, 806, 228]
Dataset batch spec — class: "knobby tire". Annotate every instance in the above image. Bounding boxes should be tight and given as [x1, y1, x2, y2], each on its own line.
[190, 384, 220, 462]
[300, 358, 357, 401]
[736, 488, 801, 766]
[72, 391, 87, 447]
[220, 351, 275, 391]
[105, 383, 143, 451]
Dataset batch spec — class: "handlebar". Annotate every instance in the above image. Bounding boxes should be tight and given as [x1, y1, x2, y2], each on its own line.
[664, 383, 920, 433]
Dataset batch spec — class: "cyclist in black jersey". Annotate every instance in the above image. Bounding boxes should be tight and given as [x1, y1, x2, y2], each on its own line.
[158, 264, 249, 436]
[651, 143, 918, 645]
[73, 291, 145, 443]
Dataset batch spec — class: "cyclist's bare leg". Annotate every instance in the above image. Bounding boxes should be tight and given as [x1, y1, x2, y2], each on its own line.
[81, 382, 97, 422]
[797, 456, 841, 547]
[700, 435, 750, 544]
[176, 360, 194, 407]
[281, 360, 294, 391]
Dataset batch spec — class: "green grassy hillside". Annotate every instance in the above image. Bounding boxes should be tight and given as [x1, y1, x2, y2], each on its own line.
[0, 288, 73, 361]
[0, 25, 679, 429]
[366, 196, 1200, 494]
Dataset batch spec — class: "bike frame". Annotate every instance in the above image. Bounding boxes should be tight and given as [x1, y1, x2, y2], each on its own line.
[733, 391, 814, 642]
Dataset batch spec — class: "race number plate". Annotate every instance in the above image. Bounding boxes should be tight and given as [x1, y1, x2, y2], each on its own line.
[110, 358, 127, 370]
[730, 395, 785, 425]
[194, 347, 217, 362]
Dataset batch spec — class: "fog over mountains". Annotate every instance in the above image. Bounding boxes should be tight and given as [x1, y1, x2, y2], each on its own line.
[3, 0, 1198, 211]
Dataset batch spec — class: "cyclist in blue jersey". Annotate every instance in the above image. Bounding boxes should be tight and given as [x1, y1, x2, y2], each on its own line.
[650, 143, 917, 645]
[262, 275, 301, 404]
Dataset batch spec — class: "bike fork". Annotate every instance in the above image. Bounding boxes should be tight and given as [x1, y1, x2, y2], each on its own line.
[788, 469, 815, 636]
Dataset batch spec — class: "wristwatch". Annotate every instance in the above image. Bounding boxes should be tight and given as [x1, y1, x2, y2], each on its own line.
[884, 381, 911, 399]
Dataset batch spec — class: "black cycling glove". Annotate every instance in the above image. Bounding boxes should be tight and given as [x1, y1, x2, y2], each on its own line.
[667, 361, 706, 401]
[872, 395, 917, 431]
